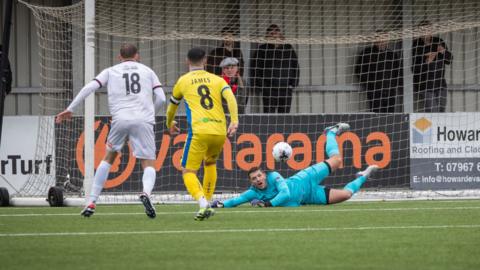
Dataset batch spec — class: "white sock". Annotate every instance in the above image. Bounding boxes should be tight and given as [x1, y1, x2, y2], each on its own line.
[142, 166, 156, 196]
[199, 196, 209, 208]
[88, 161, 111, 204]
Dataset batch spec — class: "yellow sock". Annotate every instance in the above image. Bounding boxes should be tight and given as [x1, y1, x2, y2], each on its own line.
[202, 164, 217, 201]
[183, 172, 204, 201]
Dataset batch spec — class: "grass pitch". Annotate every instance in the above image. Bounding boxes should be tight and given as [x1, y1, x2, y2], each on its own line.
[1, 200, 479, 270]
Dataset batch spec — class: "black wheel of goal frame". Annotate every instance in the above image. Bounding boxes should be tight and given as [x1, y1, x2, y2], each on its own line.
[47, 186, 64, 207]
[0, 187, 10, 206]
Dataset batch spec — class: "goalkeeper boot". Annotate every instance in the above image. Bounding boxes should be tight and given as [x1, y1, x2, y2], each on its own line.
[139, 193, 156, 219]
[80, 203, 96, 217]
[356, 164, 380, 179]
[194, 207, 215, 221]
[324, 122, 350, 135]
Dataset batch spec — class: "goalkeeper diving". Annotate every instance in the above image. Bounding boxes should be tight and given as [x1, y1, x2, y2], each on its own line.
[212, 123, 379, 208]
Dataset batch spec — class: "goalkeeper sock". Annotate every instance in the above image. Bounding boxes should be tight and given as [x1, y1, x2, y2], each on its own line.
[325, 130, 340, 158]
[142, 166, 156, 196]
[183, 172, 205, 201]
[202, 164, 217, 201]
[343, 175, 367, 194]
[89, 160, 111, 203]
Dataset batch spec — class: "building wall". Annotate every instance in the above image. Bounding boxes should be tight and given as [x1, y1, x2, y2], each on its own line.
[2, 0, 480, 115]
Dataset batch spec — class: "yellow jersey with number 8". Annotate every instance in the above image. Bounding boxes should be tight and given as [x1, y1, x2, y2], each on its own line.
[171, 69, 232, 135]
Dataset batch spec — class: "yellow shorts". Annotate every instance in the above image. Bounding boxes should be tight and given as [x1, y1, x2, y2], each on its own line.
[181, 133, 226, 170]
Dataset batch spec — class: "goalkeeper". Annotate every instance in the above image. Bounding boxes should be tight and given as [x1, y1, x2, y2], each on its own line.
[212, 123, 379, 208]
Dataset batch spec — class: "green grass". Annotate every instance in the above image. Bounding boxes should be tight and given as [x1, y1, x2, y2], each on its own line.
[1, 200, 480, 270]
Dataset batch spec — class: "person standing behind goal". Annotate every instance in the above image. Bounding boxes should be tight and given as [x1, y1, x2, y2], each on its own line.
[166, 47, 239, 221]
[55, 44, 166, 219]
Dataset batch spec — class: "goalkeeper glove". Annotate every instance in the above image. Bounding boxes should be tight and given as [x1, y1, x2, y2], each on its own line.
[211, 200, 224, 208]
[250, 199, 272, 207]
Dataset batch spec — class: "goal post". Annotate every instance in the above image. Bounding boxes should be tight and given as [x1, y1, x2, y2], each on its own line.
[84, 0, 95, 204]
[10, 0, 480, 205]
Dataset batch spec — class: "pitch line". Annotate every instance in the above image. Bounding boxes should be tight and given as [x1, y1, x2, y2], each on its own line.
[1, 224, 480, 237]
[0, 200, 473, 211]
[1, 206, 480, 217]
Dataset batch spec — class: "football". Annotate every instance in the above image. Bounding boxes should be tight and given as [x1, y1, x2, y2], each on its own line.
[272, 142, 293, 162]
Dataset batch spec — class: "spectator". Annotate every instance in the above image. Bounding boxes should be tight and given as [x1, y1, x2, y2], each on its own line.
[355, 31, 403, 113]
[412, 20, 452, 112]
[0, 45, 12, 96]
[206, 26, 245, 77]
[250, 24, 299, 113]
[219, 57, 247, 114]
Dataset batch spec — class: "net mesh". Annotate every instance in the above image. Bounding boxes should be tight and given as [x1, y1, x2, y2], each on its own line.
[17, 0, 480, 202]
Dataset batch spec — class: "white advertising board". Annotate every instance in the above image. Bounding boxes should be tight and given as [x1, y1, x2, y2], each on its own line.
[0, 116, 55, 195]
[410, 113, 480, 189]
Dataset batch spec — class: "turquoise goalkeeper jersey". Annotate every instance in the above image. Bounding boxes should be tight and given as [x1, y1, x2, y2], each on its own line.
[223, 163, 331, 207]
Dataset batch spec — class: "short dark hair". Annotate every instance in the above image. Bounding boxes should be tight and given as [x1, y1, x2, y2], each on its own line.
[247, 166, 264, 179]
[187, 47, 206, 64]
[120, 44, 138, 58]
[266, 24, 281, 34]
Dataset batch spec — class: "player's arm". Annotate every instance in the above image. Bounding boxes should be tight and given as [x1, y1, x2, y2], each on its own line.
[56, 70, 107, 124]
[438, 39, 453, 65]
[268, 172, 291, 207]
[166, 81, 183, 134]
[221, 83, 239, 137]
[154, 86, 166, 114]
[151, 71, 166, 114]
[221, 189, 258, 208]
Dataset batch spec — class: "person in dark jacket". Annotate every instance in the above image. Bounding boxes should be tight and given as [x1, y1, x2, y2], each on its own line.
[0, 45, 12, 95]
[412, 21, 452, 112]
[355, 32, 403, 113]
[206, 27, 245, 77]
[250, 24, 299, 113]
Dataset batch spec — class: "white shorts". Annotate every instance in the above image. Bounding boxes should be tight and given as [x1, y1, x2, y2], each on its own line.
[106, 120, 156, 160]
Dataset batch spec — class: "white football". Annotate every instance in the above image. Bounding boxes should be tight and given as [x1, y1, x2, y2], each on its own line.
[272, 142, 293, 162]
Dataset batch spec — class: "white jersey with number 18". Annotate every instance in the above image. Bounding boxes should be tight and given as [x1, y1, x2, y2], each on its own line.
[95, 61, 162, 124]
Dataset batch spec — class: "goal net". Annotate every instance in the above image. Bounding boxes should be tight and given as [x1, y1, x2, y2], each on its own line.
[15, 0, 480, 204]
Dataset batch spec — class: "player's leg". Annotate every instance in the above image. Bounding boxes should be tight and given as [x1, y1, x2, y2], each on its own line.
[130, 122, 157, 196]
[81, 121, 126, 217]
[81, 150, 118, 217]
[139, 160, 156, 195]
[202, 134, 226, 201]
[327, 176, 370, 204]
[323, 122, 350, 172]
[138, 159, 156, 219]
[186, 164, 215, 221]
[319, 165, 380, 205]
[326, 189, 354, 204]
[202, 162, 217, 201]
[291, 123, 350, 190]
[181, 135, 214, 220]
[343, 164, 380, 196]
[129, 121, 157, 218]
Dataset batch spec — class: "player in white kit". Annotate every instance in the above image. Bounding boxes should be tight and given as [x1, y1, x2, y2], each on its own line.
[56, 44, 166, 218]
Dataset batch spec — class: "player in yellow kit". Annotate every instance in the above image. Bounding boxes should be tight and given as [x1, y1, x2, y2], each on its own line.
[166, 47, 239, 221]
